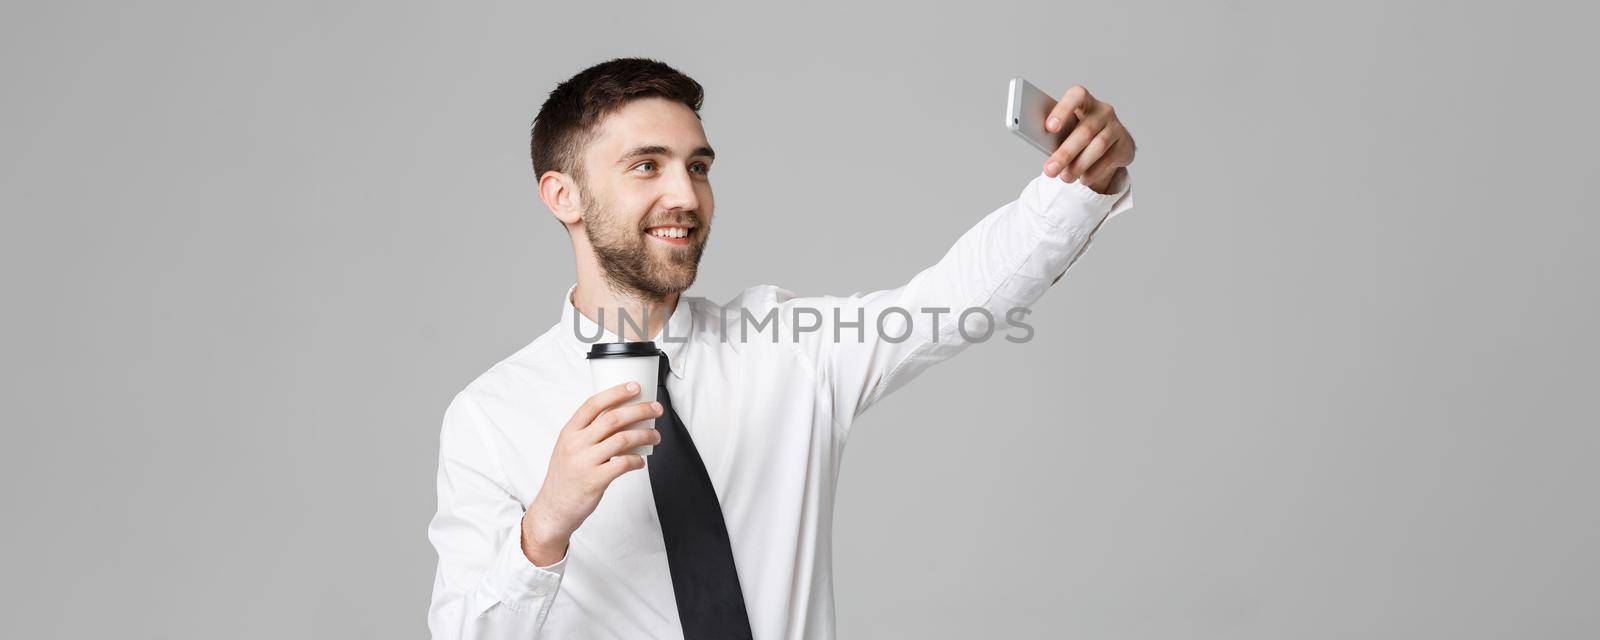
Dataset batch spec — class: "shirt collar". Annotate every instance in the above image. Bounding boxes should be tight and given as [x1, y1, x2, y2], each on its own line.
[557, 283, 693, 380]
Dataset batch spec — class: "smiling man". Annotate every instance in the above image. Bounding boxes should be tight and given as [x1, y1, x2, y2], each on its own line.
[427, 57, 1135, 639]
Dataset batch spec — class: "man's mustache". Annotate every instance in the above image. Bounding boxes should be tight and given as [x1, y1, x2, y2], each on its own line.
[639, 212, 702, 230]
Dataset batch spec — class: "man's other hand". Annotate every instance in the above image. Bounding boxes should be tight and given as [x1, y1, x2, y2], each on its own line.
[521, 382, 663, 566]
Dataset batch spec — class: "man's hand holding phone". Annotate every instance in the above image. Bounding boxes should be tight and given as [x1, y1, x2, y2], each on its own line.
[1041, 85, 1136, 193]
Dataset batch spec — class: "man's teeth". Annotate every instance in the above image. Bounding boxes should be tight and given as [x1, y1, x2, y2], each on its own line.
[648, 227, 690, 239]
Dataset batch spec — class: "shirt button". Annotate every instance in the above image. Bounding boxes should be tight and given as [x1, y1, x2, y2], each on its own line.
[531, 586, 548, 597]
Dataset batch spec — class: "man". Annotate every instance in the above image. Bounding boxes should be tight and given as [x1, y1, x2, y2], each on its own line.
[427, 57, 1135, 639]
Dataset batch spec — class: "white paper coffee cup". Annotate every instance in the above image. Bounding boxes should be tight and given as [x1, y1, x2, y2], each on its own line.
[586, 341, 661, 457]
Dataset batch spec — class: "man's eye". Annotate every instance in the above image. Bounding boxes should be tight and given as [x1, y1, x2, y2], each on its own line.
[633, 161, 709, 175]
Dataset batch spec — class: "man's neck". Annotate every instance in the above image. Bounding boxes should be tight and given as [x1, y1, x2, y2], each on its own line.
[571, 275, 679, 343]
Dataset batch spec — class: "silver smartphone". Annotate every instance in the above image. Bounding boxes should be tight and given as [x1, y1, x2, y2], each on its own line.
[1006, 77, 1070, 155]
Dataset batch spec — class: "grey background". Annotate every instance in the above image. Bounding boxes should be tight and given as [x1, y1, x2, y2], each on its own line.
[3, 0, 1596, 637]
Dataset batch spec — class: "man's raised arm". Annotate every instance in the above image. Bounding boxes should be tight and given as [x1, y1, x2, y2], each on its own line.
[768, 163, 1133, 434]
[767, 85, 1137, 432]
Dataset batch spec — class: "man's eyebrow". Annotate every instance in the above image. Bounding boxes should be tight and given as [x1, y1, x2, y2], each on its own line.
[615, 144, 717, 165]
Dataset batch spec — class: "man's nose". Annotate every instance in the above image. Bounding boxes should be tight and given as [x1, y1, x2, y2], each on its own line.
[659, 165, 699, 212]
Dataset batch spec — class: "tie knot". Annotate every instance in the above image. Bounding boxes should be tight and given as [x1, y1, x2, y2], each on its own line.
[657, 352, 671, 386]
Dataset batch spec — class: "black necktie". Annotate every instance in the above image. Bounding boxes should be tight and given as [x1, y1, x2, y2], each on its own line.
[648, 352, 754, 640]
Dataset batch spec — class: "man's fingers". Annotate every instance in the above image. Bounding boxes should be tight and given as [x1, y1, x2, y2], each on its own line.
[1069, 122, 1123, 179]
[567, 382, 641, 433]
[1045, 85, 1095, 133]
[1083, 138, 1131, 188]
[1048, 113, 1108, 179]
[584, 401, 663, 443]
[589, 428, 663, 465]
[598, 454, 646, 483]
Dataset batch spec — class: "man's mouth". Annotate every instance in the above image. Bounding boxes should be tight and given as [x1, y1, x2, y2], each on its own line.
[644, 225, 695, 246]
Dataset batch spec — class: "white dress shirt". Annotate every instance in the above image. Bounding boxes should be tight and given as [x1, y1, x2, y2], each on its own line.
[427, 169, 1134, 639]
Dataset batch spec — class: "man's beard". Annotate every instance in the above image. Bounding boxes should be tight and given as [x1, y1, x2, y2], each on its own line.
[579, 180, 709, 302]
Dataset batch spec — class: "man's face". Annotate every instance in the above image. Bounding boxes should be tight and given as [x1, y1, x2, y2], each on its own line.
[576, 97, 716, 300]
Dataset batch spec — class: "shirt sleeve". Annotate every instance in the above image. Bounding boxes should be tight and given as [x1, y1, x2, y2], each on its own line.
[773, 168, 1134, 433]
[427, 392, 568, 639]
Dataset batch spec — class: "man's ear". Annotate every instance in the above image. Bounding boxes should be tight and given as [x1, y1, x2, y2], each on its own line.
[539, 171, 583, 226]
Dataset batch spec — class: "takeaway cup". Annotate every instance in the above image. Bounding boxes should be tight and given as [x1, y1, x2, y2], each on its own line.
[585, 341, 662, 457]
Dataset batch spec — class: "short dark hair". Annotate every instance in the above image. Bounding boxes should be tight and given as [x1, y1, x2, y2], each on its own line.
[531, 58, 705, 187]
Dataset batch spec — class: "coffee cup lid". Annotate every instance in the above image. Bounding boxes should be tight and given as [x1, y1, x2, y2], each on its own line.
[586, 341, 663, 360]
